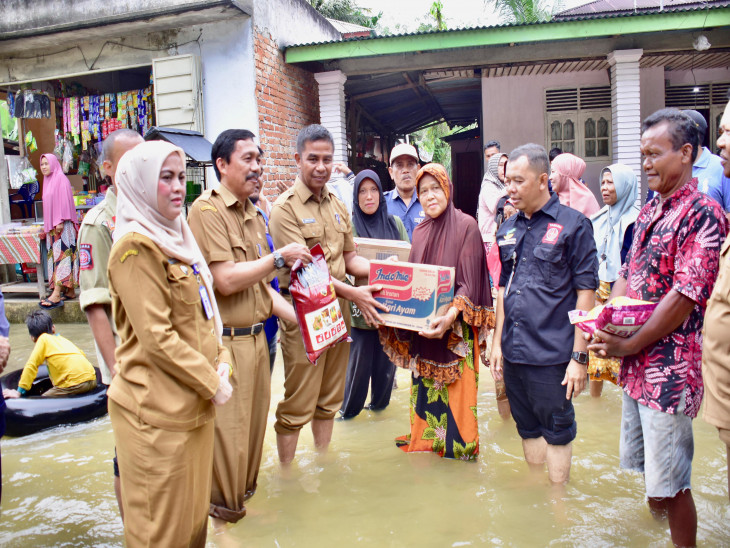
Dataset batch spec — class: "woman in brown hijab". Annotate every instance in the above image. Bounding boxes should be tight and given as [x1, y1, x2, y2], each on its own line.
[381, 163, 494, 460]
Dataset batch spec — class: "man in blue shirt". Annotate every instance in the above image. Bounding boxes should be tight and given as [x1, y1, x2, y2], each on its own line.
[491, 143, 598, 485]
[683, 110, 725, 194]
[384, 143, 424, 240]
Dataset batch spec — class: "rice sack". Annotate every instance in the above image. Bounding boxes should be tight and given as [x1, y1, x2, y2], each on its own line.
[569, 296, 659, 384]
[290, 243, 349, 364]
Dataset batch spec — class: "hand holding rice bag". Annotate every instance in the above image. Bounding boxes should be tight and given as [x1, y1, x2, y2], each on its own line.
[569, 297, 659, 385]
[290, 243, 349, 365]
[568, 296, 658, 338]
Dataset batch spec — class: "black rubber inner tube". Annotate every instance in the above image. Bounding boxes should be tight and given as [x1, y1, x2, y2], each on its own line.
[1, 366, 108, 437]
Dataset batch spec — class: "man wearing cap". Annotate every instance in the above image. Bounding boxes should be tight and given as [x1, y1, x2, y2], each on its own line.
[683, 109, 726, 196]
[384, 143, 424, 241]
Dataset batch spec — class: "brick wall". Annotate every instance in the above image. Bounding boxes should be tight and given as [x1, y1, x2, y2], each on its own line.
[253, 27, 320, 203]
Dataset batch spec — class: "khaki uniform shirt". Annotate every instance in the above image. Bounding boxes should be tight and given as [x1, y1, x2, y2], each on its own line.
[269, 177, 354, 289]
[703, 235, 730, 431]
[108, 233, 229, 432]
[187, 184, 274, 327]
[78, 189, 118, 384]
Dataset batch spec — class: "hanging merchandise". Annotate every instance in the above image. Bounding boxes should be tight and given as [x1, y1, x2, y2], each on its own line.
[61, 86, 152, 143]
[12, 90, 52, 119]
[62, 138, 74, 173]
[11, 157, 37, 189]
[25, 130, 38, 153]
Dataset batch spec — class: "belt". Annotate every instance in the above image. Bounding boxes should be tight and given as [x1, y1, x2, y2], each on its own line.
[280, 288, 290, 296]
[222, 323, 264, 337]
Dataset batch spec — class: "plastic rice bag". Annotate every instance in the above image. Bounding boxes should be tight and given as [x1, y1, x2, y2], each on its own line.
[290, 243, 349, 365]
[569, 296, 658, 385]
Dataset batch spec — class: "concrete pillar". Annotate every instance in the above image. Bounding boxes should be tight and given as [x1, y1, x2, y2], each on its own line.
[314, 70, 347, 163]
[608, 49, 643, 207]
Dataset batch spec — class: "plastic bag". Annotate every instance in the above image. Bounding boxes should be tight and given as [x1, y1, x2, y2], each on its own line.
[569, 297, 659, 385]
[11, 157, 37, 189]
[290, 243, 349, 365]
[569, 296, 658, 339]
[25, 130, 37, 153]
[62, 139, 74, 173]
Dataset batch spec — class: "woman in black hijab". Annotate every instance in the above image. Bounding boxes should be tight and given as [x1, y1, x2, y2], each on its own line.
[341, 170, 408, 418]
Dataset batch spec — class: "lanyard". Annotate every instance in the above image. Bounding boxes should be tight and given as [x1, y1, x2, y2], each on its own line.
[192, 263, 214, 320]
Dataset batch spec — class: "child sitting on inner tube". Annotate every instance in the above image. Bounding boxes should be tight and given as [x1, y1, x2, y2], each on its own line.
[2, 310, 97, 399]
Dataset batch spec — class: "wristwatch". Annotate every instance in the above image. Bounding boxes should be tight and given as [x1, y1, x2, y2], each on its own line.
[272, 251, 286, 269]
[571, 351, 589, 365]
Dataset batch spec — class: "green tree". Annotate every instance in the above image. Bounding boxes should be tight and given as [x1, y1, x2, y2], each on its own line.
[490, 0, 562, 24]
[308, 0, 381, 28]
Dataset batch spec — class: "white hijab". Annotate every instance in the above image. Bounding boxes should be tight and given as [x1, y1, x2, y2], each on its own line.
[113, 140, 223, 340]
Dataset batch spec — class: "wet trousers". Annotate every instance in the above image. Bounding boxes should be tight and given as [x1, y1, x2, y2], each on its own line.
[341, 327, 396, 418]
[109, 399, 213, 548]
[210, 331, 270, 523]
[275, 296, 350, 434]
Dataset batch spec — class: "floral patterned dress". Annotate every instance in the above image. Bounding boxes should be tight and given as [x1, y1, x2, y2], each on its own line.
[395, 321, 480, 460]
[46, 220, 79, 291]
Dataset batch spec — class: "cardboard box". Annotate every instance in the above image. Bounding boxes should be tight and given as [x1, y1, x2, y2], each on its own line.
[354, 237, 411, 262]
[369, 260, 454, 331]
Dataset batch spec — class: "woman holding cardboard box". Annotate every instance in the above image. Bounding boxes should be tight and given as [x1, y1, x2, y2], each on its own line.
[341, 170, 408, 418]
[381, 163, 494, 460]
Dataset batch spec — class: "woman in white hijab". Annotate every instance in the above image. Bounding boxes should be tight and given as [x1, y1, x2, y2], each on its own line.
[107, 140, 233, 547]
[588, 163, 639, 397]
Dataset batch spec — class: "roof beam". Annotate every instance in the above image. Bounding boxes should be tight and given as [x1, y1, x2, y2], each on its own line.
[286, 9, 730, 64]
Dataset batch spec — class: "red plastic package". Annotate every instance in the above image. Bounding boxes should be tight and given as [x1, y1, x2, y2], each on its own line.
[290, 243, 349, 364]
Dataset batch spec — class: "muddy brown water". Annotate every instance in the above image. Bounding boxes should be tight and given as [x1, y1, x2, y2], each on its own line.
[0, 324, 728, 546]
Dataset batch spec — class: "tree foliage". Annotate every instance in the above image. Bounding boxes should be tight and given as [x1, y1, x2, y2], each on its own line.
[308, 0, 381, 28]
[491, 0, 562, 24]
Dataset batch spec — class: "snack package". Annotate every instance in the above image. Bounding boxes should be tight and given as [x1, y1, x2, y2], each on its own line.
[569, 296, 659, 385]
[290, 243, 349, 364]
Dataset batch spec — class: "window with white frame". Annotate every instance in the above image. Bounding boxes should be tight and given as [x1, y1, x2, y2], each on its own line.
[545, 86, 611, 159]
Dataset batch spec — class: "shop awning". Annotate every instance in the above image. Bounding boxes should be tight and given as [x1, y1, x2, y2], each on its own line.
[144, 127, 213, 164]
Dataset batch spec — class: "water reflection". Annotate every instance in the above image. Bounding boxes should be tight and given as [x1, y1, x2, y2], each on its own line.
[1, 324, 728, 546]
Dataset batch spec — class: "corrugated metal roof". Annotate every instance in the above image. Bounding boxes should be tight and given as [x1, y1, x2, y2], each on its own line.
[286, 1, 728, 49]
[555, 0, 728, 19]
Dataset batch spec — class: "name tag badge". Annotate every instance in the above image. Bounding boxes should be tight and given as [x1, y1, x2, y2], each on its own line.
[302, 218, 316, 224]
[199, 285, 214, 320]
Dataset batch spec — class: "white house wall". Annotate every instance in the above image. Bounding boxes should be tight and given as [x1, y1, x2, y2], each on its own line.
[254, 0, 340, 48]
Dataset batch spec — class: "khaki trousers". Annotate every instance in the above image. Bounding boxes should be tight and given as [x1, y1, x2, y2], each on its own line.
[210, 330, 270, 523]
[43, 379, 97, 397]
[275, 297, 351, 435]
[109, 399, 214, 548]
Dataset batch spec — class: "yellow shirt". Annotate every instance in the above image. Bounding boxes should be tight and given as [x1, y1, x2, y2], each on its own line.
[19, 333, 96, 391]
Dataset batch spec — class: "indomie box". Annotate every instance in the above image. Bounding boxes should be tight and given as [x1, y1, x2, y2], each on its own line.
[369, 261, 455, 332]
[354, 237, 411, 262]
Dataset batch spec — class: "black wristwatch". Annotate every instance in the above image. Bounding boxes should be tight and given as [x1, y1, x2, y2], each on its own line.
[571, 351, 589, 365]
[273, 251, 285, 269]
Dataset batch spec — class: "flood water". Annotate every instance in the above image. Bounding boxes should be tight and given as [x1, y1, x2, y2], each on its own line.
[1, 323, 728, 547]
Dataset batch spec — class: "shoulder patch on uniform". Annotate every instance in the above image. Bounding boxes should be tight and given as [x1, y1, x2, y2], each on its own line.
[120, 249, 139, 263]
[200, 205, 218, 213]
[79, 243, 93, 270]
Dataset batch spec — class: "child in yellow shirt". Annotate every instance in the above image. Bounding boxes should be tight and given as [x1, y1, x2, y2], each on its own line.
[2, 310, 97, 399]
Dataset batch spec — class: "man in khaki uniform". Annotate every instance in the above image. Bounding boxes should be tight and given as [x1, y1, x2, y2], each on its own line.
[188, 129, 310, 526]
[703, 97, 730, 501]
[78, 128, 142, 518]
[269, 124, 386, 465]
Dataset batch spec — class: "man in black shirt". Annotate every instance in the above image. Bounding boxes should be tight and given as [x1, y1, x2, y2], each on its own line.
[490, 143, 598, 484]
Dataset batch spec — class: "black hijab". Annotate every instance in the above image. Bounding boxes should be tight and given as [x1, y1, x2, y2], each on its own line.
[352, 170, 401, 240]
